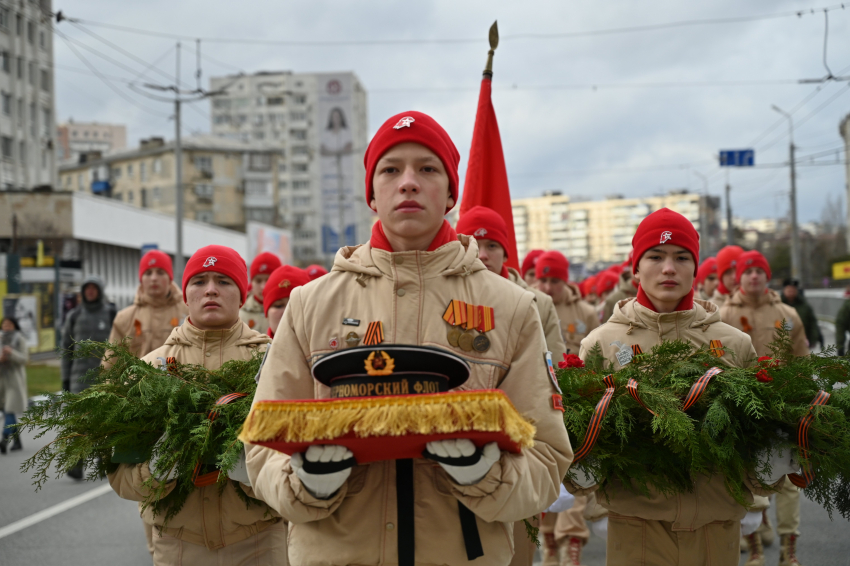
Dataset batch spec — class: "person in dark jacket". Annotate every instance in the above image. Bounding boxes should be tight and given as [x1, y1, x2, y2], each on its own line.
[836, 292, 850, 356]
[781, 279, 822, 351]
[0, 316, 28, 453]
[61, 275, 116, 479]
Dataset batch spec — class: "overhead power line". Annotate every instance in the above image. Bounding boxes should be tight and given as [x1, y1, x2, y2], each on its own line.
[57, 4, 847, 47]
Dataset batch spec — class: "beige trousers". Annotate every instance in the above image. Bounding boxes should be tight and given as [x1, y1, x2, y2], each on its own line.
[152, 521, 288, 566]
[540, 495, 591, 565]
[775, 480, 801, 536]
[508, 517, 539, 566]
[144, 520, 155, 555]
[607, 514, 739, 566]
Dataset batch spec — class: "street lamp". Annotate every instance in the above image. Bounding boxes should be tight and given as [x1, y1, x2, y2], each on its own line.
[771, 104, 801, 283]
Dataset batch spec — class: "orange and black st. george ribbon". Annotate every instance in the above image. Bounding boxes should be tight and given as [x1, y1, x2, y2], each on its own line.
[631, 344, 643, 357]
[788, 389, 831, 488]
[709, 339, 724, 357]
[364, 321, 385, 346]
[627, 378, 656, 416]
[573, 374, 616, 463]
[682, 367, 723, 411]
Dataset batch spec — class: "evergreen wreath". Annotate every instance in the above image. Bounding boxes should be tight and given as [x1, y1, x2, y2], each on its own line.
[558, 325, 850, 520]
[17, 340, 265, 525]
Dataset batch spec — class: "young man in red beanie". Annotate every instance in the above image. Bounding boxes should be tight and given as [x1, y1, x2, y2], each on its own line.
[108, 245, 284, 566]
[521, 249, 545, 286]
[239, 251, 282, 335]
[457, 207, 569, 566]
[106, 250, 188, 556]
[711, 245, 744, 308]
[719, 250, 808, 566]
[536, 251, 598, 357]
[601, 255, 639, 324]
[263, 265, 311, 338]
[592, 269, 620, 321]
[245, 111, 572, 566]
[304, 264, 328, 280]
[572, 209, 791, 566]
[695, 256, 718, 301]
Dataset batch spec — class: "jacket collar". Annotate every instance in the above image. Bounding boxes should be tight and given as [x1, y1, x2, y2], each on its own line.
[728, 288, 779, 309]
[331, 234, 487, 284]
[609, 296, 721, 333]
[552, 282, 583, 307]
[241, 294, 264, 313]
[166, 319, 270, 348]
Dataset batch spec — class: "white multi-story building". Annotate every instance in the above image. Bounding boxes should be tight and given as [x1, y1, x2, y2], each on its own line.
[209, 71, 372, 262]
[0, 1, 56, 190]
[56, 120, 127, 163]
[512, 190, 721, 266]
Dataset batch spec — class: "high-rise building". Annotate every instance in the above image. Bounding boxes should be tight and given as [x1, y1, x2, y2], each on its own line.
[512, 190, 721, 266]
[0, 1, 56, 190]
[56, 120, 127, 163]
[209, 71, 372, 262]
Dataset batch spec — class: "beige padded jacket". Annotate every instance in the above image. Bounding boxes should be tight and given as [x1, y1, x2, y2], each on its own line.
[245, 236, 573, 566]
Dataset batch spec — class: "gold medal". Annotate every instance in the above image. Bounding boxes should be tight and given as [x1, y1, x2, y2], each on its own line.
[345, 331, 360, 348]
[458, 331, 474, 352]
[447, 327, 461, 347]
[473, 334, 490, 352]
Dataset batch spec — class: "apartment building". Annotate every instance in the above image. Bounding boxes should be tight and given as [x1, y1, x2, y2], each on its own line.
[0, 0, 56, 190]
[56, 120, 127, 163]
[512, 190, 721, 265]
[209, 71, 372, 261]
[58, 135, 282, 235]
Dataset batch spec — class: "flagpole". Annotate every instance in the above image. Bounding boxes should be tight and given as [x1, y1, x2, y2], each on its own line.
[484, 21, 499, 79]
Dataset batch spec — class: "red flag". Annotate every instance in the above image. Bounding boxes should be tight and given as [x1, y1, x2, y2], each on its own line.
[460, 77, 519, 269]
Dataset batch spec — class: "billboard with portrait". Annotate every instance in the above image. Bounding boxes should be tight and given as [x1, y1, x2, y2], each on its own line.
[247, 221, 293, 266]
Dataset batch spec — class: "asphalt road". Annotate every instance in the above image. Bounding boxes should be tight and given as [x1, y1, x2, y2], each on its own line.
[1, 320, 847, 566]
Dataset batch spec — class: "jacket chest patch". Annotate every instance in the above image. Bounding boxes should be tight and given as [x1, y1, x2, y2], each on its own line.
[611, 341, 633, 366]
[775, 319, 793, 330]
[248, 319, 256, 329]
[134, 319, 142, 336]
[566, 320, 587, 335]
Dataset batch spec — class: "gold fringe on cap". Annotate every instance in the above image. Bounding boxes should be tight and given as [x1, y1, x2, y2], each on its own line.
[239, 390, 536, 448]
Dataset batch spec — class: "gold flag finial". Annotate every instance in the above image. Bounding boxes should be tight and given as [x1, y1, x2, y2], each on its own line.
[484, 21, 499, 78]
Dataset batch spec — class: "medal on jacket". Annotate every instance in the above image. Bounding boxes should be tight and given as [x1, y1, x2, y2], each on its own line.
[345, 331, 361, 348]
[443, 300, 495, 352]
[611, 341, 633, 366]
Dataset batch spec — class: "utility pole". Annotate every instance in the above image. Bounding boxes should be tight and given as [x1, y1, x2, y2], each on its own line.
[693, 171, 709, 257]
[773, 104, 801, 282]
[725, 170, 733, 246]
[131, 42, 240, 283]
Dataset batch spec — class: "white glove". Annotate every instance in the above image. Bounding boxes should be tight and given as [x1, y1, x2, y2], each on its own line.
[569, 466, 597, 489]
[425, 440, 501, 486]
[741, 511, 762, 536]
[290, 445, 354, 499]
[227, 447, 250, 486]
[590, 517, 608, 540]
[148, 434, 178, 483]
[545, 483, 575, 513]
[755, 445, 801, 484]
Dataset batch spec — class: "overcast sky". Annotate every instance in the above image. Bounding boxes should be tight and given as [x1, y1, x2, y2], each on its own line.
[53, 0, 850, 224]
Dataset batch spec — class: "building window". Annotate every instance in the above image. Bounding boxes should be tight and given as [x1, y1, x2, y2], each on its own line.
[39, 30, 45, 49]
[194, 183, 214, 200]
[127, 191, 135, 204]
[29, 103, 35, 136]
[27, 21, 34, 44]
[194, 156, 213, 176]
[1, 52, 9, 74]
[290, 111, 307, 121]
[65, 174, 71, 187]
[291, 145, 309, 156]
[195, 210, 214, 223]
[15, 14, 21, 36]
[293, 196, 311, 207]
[42, 108, 49, 136]
[153, 158, 162, 174]
[28, 61, 34, 86]
[40, 69, 49, 91]
[248, 153, 271, 171]
[111, 167, 121, 178]
[140, 188, 148, 208]
[294, 94, 307, 104]
[77, 174, 83, 190]
[153, 187, 161, 201]
[0, 8, 8, 30]
[290, 129, 307, 140]
[140, 162, 147, 181]
[1, 93, 10, 115]
[16, 98, 21, 125]
[2, 136, 13, 159]
[127, 164, 133, 177]
[18, 142, 25, 164]
[293, 180, 310, 190]
[16, 57, 22, 79]
[267, 96, 284, 106]
[293, 163, 308, 173]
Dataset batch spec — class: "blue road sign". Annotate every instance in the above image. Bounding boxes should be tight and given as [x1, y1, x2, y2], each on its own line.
[719, 149, 754, 167]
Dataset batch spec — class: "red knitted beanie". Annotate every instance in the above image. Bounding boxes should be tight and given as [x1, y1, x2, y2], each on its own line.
[521, 250, 545, 279]
[364, 111, 460, 212]
[250, 252, 282, 281]
[305, 264, 328, 280]
[536, 251, 570, 282]
[182, 245, 249, 305]
[139, 250, 173, 281]
[695, 257, 717, 286]
[632, 208, 700, 276]
[263, 266, 311, 316]
[456, 206, 510, 258]
[716, 245, 744, 278]
[736, 250, 772, 282]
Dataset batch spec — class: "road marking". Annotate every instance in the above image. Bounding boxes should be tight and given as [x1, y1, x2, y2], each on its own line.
[0, 483, 113, 540]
